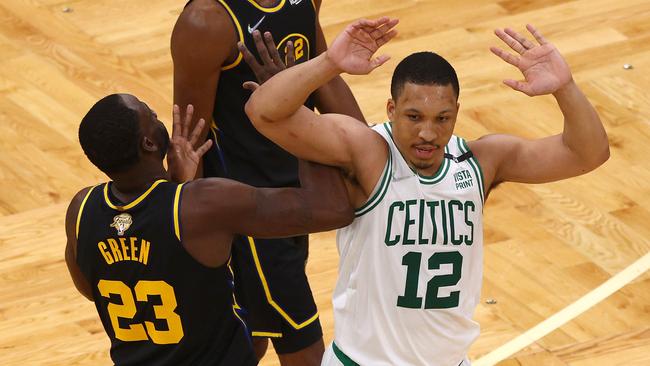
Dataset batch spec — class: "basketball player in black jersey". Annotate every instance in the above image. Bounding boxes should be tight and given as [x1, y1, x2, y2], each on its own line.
[171, 1, 365, 364]
[64, 93, 353, 366]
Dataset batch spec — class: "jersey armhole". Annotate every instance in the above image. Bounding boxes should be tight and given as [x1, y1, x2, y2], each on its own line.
[173, 183, 186, 242]
[216, 0, 244, 71]
[354, 151, 392, 218]
[75, 186, 97, 239]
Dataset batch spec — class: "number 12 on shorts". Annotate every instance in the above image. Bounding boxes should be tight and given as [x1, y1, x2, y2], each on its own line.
[397, 251, 463, 309]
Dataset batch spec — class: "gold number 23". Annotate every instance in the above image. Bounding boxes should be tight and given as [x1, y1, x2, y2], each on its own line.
[97, 280, 184, 344]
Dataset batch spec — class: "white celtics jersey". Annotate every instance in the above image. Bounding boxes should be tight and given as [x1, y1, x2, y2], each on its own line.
[331, 122, 485, 366]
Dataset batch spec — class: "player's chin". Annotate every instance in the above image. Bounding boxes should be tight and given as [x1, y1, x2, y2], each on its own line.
[411, 159, 435, 171]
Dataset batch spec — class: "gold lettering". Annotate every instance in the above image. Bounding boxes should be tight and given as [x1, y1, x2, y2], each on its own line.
[130, 237, 138, 263]
[98, 241, 114, 265]
[119, 237, 130, 261]
[107, 238, 124, 261]
[139, 239, 150, 265]
[294, 38, 304, 60]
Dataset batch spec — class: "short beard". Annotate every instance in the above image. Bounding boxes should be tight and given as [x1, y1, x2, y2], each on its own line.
[411, 160, 434, 170]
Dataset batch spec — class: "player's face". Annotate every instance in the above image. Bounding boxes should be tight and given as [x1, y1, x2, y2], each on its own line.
[141, 103, 170, 159]
[387, 82, 459, 176]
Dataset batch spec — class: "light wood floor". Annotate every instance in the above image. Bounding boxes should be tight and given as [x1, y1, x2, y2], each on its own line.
[1, 0, 649, 365]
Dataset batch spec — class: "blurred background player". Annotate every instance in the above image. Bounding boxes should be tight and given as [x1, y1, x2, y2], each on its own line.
[64, 94, 353, 365]
[171, 0, 364, 364]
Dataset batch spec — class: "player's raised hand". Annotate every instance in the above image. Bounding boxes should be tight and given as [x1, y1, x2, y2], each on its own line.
[327, 17, 399, 75]
[240, 30, 295, 85]
[491, 24, 572, 96]
[167, 104, 213, 182]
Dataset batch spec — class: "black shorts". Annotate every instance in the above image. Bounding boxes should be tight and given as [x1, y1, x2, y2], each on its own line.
[230, 234, 323, 354]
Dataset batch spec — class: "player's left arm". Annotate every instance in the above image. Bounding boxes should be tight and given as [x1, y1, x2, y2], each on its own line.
[470, 25, 609, 189]
[310, 0, 365, 121]
[64, 188, 94, 301]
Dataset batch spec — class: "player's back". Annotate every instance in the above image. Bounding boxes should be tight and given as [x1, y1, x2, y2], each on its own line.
[76, 179, 256, 366]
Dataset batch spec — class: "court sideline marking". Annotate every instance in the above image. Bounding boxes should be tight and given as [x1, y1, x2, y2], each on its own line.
[474, 250, 650, 365]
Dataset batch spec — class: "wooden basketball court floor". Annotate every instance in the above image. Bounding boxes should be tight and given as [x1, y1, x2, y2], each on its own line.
[1, 0, 649, 365]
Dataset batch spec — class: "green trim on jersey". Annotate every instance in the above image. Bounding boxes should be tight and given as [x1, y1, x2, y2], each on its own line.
[354, 151, 392, 217]
[383, 122, 451, 185]
[332, 342, 359, 366]
[416, 145, 450, 185]
[457, 136, 485, 204]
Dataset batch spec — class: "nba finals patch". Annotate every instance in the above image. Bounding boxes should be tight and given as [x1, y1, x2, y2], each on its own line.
[110, 213, 133, 236]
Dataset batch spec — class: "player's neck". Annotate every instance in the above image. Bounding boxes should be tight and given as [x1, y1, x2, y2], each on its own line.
[393, 139, 445, 177]
[109, 163, 168, 196]
[412, 156, 444, 177]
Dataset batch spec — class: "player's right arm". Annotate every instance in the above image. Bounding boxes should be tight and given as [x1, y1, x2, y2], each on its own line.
[64, 188, 94, 301]
[245, 18, 399, 200]
[171, 0, 236, 177]
[183, 160, 354, 239]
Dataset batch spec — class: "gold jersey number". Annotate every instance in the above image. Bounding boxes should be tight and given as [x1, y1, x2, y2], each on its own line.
[97, 280, 184, 344]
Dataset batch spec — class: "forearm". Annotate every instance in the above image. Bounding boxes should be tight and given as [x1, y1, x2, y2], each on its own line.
[248, 53, 342, 122]
[173, 82, 217, 144]
[173, 81, 219, 178]
[554, 81, 609, 167]
[314, 75, 366, 122]
[299, 159, 354, 229]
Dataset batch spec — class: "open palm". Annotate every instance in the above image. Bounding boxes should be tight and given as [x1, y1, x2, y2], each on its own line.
[491, 24, 572, 96]
[167, 104, 212, 182]
[327, 17, 399, 75]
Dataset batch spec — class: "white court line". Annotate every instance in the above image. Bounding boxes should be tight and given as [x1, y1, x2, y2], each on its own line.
[474, 251, 650, 366]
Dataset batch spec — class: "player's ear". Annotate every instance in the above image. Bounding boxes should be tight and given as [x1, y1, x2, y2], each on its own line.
[387, 98, 396, 121]
[142, 136, 158, 153]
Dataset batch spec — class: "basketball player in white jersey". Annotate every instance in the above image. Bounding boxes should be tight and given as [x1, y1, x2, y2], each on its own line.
[245, 17, 609, 365]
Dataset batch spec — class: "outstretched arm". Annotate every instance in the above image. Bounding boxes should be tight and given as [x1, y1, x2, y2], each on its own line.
[311, 0, 365, 121]
[184, 159, 353, 240]
[245, 18, 398, 196]
[473, 24, 609, 187]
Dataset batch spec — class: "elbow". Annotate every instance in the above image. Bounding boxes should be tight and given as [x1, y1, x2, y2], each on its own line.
[331, 194, 355, 228]
[581, 136, 610, 173]
[244, 96, 262, 127]
[333, 204, 355, 228]
[591, 121, 611, 168]
[599, 143, 611, 166]
[245, 93, 276, 129]
[312, 202, 354, 232]
[593, 133, 611, 168]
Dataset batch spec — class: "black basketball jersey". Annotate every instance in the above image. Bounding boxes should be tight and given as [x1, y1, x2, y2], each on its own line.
[76, 180, 256, 366]
[204, 0, 317, 187]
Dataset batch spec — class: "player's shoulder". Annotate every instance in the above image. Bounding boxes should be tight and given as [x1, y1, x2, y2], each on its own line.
[182, 178, 253, 207]
[330, 115, 387, 149]
[180, 178, 259, 227]
[64, 185, 97, 234]
[175, 0, 234, 36]
[468, 133, 520, 156]
[466, 134, 521, 188]
[67, 186, 95, 214]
